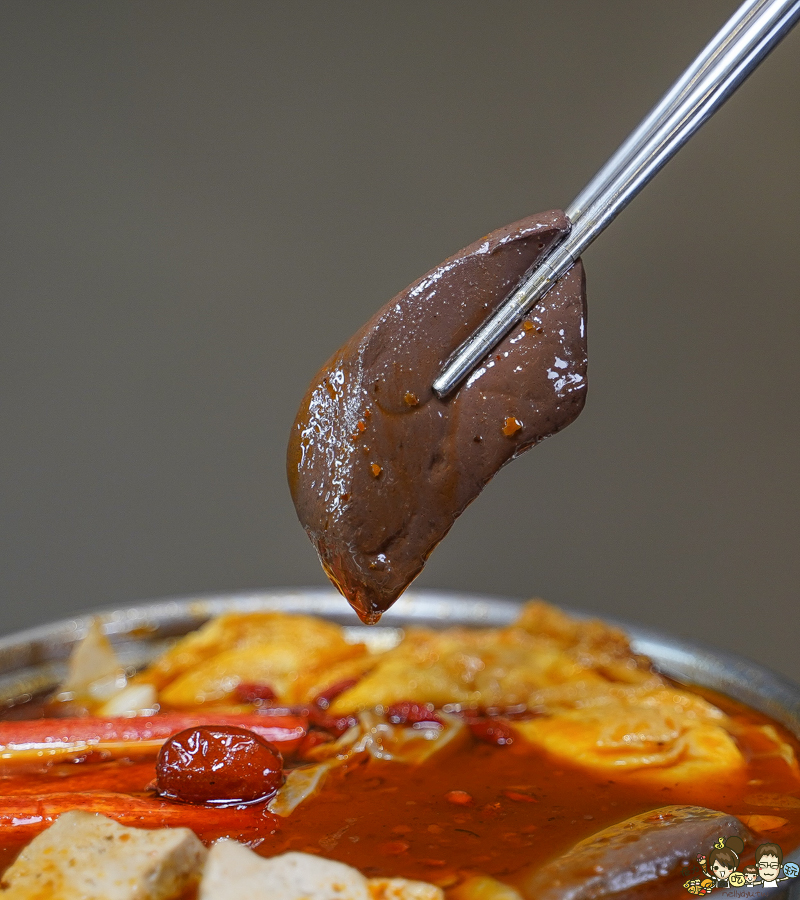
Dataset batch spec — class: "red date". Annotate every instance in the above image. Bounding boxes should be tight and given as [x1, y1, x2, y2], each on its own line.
[155, 725, 283, 805]
[469, 719, 514, 746]
[234, 682, 277, 704]
[386, 701, 442, 726]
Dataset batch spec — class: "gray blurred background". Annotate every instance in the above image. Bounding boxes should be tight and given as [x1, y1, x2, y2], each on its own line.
[1, 2, 798, 681]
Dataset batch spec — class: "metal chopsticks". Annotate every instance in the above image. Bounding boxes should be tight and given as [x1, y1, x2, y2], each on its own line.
[432, 0, 800, 399]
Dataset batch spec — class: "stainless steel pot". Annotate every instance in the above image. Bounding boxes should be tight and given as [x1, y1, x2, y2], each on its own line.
[1, 588, 798, 897]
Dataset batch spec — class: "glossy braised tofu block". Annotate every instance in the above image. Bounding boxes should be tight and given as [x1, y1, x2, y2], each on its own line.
[0, 811, 206, 900]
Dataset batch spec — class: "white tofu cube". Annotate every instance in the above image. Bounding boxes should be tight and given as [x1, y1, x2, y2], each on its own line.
[0, 810, 207, 900]
[199, 841, 371, 900]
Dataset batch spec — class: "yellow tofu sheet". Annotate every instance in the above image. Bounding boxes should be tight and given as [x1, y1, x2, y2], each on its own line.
[141, 601, 745, 787]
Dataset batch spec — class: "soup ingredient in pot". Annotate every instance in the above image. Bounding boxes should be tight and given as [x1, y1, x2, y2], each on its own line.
[155, 726, 284, 805]
[0, 711, 306, 765]
[2, 813, 443, 900]
[132, 602, 750, 797]
[288, 211, 587, 622]
[199, 840, 443, 900]
[3, 601, 800, 895]
[0, 810, 206, 900]
[140, 611, 370, 708]
[514, 805, 751, 900]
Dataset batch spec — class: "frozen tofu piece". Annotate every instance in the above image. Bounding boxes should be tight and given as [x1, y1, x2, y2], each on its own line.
[368, 877, 444, 900]
[513, 683, 745, 789]
[144, 612, 364, 689]
[199, 841, 371, 900]
[0, 810, 206, 900]
[330, 601, 658, 715]
[146, 612, 368, 707]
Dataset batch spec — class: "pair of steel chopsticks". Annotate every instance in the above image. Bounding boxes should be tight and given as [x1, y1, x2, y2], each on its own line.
[433, 0, 800, 399]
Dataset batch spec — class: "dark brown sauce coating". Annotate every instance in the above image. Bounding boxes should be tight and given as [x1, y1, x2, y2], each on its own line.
[288, 211, 587, 622]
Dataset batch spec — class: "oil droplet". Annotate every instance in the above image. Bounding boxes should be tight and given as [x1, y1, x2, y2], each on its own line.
[370, 463, 382, 478]
[502, 417, 523, 437]
[404, 392, 419, 407]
